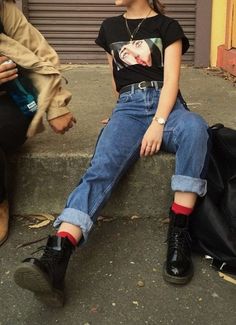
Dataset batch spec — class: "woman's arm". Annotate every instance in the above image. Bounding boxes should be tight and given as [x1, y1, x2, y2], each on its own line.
[154, 39, 182, 121]
[140, 39, 182, 157]
[100, 53, 118, 125]
[107, 53, 119, 99]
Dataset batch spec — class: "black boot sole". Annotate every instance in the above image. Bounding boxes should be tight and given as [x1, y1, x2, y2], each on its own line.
[14, 263, 64, 307]
[162, 262, 194, 285]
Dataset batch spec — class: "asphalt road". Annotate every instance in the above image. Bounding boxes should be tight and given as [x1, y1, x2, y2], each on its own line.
[0, 215, 235, 325]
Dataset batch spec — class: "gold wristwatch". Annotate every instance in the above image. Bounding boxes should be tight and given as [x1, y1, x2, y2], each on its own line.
[152, 116, 166, 125]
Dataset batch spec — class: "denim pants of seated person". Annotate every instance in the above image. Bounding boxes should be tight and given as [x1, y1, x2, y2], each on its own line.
[54, 87, 211, 241]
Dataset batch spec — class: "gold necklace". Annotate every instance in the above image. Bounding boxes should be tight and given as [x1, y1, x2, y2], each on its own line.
[125, 8, 153, 41]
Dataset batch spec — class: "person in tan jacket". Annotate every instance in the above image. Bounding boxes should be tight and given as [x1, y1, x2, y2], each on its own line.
[0, 0, 76, 246]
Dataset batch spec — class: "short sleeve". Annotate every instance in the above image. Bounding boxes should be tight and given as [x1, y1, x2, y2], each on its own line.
[95, 22, 111, 54]
[162, 19, 189, 55]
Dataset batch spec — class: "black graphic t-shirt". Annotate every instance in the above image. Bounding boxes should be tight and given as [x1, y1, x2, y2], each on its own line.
[95, 14, 189, 91]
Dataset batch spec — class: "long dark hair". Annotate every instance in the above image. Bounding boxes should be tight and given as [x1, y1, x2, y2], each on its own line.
[151, 0, 165, 14]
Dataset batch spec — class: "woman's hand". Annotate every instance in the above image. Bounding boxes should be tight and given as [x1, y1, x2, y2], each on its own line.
[100, 117, 109, 125]
[0, 56, 18, 85]
[48, 112, 77, 134]
[140, 122, 164, 157]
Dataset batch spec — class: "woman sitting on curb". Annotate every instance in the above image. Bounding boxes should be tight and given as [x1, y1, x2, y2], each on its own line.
[14, 0, 211, 307]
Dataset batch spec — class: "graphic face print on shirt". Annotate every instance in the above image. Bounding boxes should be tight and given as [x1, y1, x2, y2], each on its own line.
[110, 38, 163, 71]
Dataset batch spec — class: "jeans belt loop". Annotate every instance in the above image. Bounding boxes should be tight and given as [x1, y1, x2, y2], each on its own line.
[154, 81, 159, 90]
[131, 84, 135, 95]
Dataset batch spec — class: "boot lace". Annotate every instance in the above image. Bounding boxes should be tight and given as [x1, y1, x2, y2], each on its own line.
[32, 245, 63, 272]
[168, 228, 192, 255]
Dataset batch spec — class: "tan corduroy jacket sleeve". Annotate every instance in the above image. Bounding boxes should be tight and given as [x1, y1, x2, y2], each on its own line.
[0, 0, 72, 137]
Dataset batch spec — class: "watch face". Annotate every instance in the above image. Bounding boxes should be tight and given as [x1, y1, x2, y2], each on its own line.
[153, 116, 166, 125]
[158, 118, 165, 125]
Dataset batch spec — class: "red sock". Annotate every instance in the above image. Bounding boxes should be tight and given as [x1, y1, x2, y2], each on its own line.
[171, 202, 193, 216]
[57, 231, 78, 247]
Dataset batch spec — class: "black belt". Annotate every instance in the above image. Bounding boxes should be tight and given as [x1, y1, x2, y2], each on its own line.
[119, 81, 163, 95]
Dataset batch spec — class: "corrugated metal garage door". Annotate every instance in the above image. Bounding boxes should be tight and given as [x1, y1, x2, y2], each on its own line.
[27, 0, 196, 64]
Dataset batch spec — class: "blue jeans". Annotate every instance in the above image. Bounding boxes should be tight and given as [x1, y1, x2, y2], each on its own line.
[54, 87, 211, 241]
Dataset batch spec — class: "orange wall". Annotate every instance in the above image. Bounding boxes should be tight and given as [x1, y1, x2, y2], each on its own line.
[210, 0, 227, 66]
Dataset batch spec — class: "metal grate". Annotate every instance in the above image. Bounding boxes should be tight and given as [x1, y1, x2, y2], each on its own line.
[27, 0, 196, 64]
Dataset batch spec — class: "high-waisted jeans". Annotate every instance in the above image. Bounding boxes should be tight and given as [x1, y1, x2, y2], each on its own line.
[54, 87, 211, 241]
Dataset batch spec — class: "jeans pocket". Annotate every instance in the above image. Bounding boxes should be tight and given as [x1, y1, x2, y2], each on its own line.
[117, 92, 131, 103]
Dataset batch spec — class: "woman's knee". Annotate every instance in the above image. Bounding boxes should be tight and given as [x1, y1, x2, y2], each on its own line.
[181, 113, 209, 138]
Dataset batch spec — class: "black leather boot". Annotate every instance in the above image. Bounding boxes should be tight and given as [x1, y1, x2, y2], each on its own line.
[163, 211, 193, 284]
[14, 235, 74, 307]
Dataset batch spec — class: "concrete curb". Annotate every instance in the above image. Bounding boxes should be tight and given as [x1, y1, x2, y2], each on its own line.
[8, 151, 175, 218]
[7, 66, 236, 218]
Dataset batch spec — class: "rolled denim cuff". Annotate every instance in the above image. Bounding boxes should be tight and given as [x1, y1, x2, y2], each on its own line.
[53, 208, 94, 242]
[171, 175, 207, 197]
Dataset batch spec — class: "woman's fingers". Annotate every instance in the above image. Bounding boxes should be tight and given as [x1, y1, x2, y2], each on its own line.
[155, 143, 161, 153]
[0, 73, 18, 85]
[0, 62, 18, 84]
[144, 144, 152, 156]
[101, 118, 109, 124]
[0, 60, 17, 72]
[140, 139, 148, 156]
[72, 116, 77, 124]
[141, 141, 161, 157]
[141, 140, 154, 157]
[150, 143, 157, 155]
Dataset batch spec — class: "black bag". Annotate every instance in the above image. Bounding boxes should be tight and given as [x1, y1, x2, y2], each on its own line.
[190, 124, 236, 274]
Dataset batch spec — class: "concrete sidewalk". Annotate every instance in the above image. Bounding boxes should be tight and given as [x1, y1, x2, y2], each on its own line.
[0, 215, 236, 325]
[7, 66, 236, 216]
